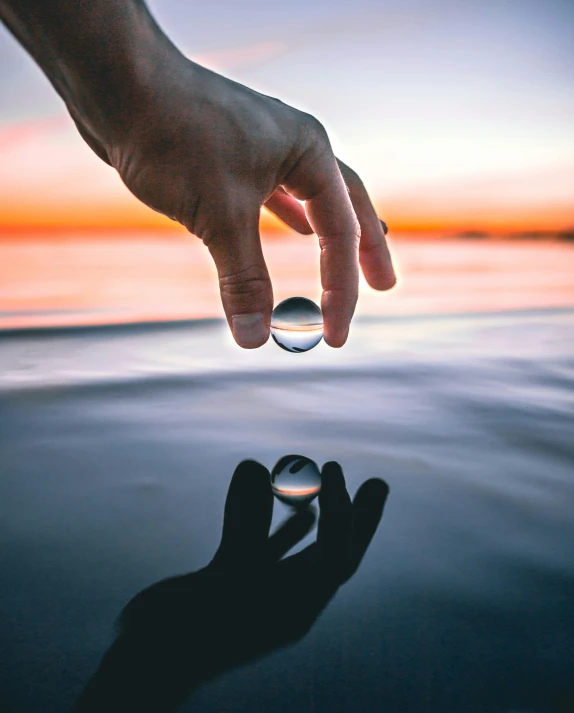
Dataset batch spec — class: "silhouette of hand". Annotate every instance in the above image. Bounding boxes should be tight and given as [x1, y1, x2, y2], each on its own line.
[72, 460, 389, 712]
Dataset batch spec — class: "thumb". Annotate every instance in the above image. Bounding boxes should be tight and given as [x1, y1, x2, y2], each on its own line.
[205, 208, 273, 349]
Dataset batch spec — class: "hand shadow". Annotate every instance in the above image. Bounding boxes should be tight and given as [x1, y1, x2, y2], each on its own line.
[72, 460, 389, 712]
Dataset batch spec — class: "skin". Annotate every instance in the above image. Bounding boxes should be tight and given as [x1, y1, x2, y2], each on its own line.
[0, 0, 396, 347]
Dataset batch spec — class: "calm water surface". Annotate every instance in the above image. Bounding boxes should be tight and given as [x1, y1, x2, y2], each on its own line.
[1, 307, 573, 712]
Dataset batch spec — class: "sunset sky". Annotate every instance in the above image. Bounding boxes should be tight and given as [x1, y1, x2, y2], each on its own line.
[1, 0, 573, 234]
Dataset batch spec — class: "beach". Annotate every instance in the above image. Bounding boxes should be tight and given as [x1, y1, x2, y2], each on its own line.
[2, 0, 574, 706]
[1, 237, 573, 711]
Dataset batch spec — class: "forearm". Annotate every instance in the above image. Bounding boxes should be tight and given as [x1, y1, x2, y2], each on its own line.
[71, 633, 199, 713]
[0, 0, 177, 145]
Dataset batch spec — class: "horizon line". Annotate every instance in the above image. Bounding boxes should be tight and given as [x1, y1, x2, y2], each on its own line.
[0, 225, 572, 239]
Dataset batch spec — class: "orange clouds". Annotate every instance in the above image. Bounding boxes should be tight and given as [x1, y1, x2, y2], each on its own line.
[1, 113, 573, 236]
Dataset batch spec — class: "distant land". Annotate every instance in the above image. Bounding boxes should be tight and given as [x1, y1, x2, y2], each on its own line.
[455, 229, 574, 242]
[0, 226, 573, 242]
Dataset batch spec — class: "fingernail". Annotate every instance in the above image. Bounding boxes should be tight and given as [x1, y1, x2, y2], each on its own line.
[380, 219, 389, 235]
[231, 313, 268, 349]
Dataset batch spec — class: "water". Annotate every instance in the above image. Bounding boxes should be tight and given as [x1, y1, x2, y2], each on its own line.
[271, 455, 322, 506]
[270, 297, 323, 353]
[0, 309, 573, 712]
[2, 237, 573, 331]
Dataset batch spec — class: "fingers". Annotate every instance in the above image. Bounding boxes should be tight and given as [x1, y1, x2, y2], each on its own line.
[315, 465, 389, 583]
[317, 461, 353, 574]
[211, 460, 273, 568]
[205, 206, 273, 349]
[264, 188, 313, 235]
[282, 120, 360, 348]
[337, 160, 396, 291]
[345, 478, 389, 581]
[267, 509, 317, 561]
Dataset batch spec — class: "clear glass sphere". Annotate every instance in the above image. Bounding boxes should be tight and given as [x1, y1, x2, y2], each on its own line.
[271, 455, 322, 507]
[270, 297, 323, 353]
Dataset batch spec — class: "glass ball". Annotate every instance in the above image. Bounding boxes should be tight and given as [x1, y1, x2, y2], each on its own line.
[270, 297, 323, 353]
[271, 455, 322, 507]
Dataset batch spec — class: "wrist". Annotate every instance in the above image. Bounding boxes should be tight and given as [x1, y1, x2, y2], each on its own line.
[54, 10, 178, 151]
[1, 0, 183, 152]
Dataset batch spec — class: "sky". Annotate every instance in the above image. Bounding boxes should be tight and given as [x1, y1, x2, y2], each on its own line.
[0, 0, 573, 234]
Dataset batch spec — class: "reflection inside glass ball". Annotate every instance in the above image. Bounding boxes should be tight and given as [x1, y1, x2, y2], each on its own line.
[271, 455, 322, 507]
[270, 297, 323, 353]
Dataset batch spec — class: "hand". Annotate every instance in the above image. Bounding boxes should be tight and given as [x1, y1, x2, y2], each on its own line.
[1, 1, 395, 348]
[72, 460, 389, 712]
[79, 51, 395, 349]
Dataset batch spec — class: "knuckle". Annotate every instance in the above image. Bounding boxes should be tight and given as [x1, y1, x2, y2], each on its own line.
[344, 166, 364, 192]
[308, 114, 328, 140]
[298, 112, 330, 148]
[318, 223, 361, 248]
[324, 285, 359, 306]
[319, 218, 361, 245]
[219, 264, 270, 297]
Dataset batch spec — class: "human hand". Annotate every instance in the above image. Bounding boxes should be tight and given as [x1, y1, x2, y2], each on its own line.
[78, 49, 395, 348]
[72, 460, 389, 712]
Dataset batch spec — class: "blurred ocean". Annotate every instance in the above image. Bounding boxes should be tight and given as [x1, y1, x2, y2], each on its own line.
[1, 236, 574, 329]
[1, 239, 573, 712]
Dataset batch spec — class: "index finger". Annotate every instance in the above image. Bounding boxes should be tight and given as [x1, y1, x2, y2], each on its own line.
[317, 461, 353, 575]
[307, 168, 360, 348]
[282, 126, 360, 348]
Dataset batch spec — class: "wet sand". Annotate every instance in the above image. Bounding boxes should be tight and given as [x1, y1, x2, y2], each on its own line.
[1, 308, 573, 712]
